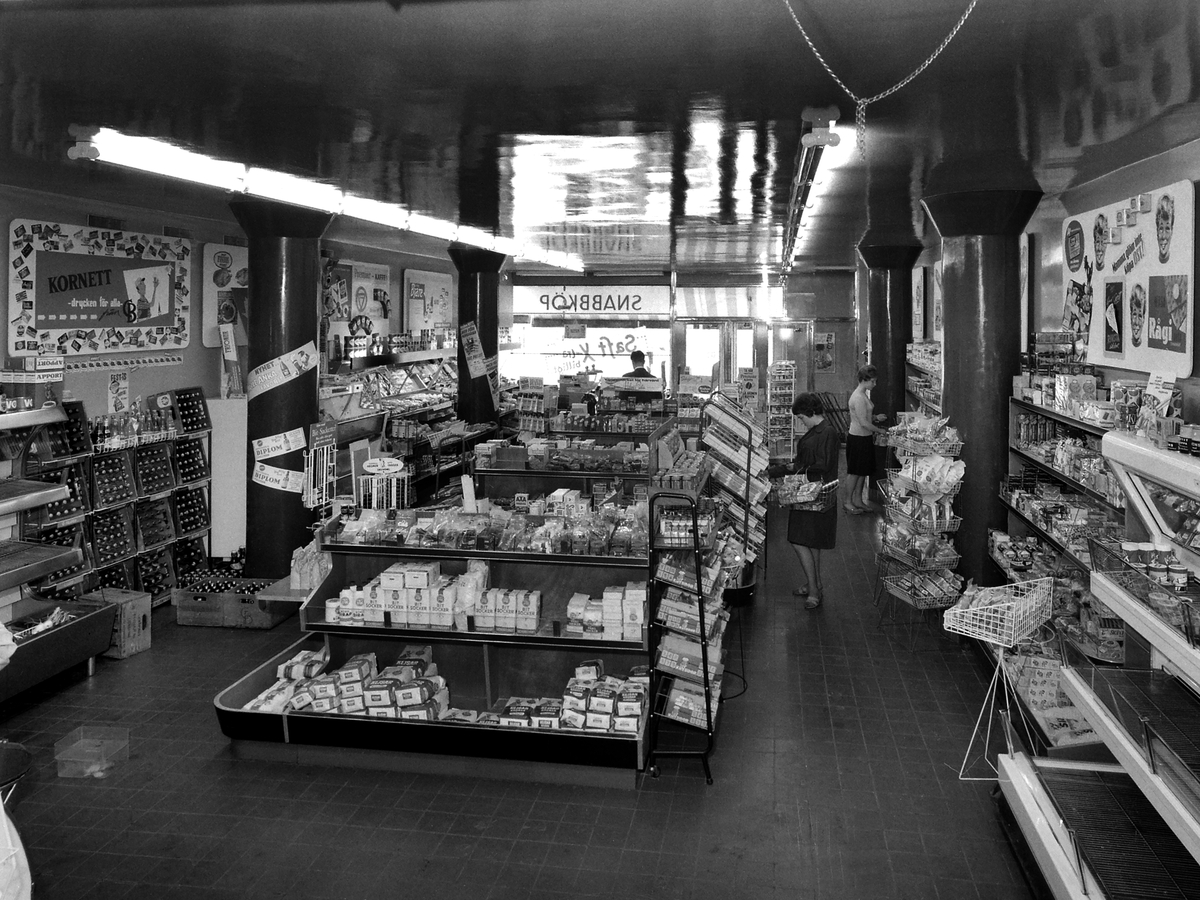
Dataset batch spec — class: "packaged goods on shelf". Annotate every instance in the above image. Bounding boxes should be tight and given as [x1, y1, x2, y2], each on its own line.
[656, 630, 726, 682]
[277, 645, 330, 681]
[661, 677, 721, 729]
[289, 539, 332, 591]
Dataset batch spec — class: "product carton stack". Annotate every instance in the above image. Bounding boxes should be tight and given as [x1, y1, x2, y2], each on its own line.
[283, 645, 449, 720]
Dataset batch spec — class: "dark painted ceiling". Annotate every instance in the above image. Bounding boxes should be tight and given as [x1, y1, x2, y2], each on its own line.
[0, 0, 1197, 276]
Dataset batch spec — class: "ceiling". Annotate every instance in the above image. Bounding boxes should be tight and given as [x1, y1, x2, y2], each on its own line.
[0, 0, 1197, 277]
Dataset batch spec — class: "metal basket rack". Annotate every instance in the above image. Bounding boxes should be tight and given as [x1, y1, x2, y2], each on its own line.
[880, 542, 961, 572]
[882, 575, 960, 611]
[888, 435, 964, 458]
[943, 577, 1053, 647]
[882, 502, 962, 534]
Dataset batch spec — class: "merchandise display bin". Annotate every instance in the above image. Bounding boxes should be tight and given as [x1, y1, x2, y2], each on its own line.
[213, 636, 644, 787]
[0, 598, 117, 703]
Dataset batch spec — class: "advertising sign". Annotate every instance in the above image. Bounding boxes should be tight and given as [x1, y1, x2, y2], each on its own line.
[201, 243, 248, 348]
[1063, 179, 1195, 377]
[511, 284, 671, 317]
[404, 269, 454, 333]
[8, 219, 191, 356]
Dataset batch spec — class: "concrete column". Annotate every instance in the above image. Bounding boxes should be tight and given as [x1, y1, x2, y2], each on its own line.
[921, 189, 1042, 584]
[229, 198, 332, 579]
[858, 243, 921, 422]
[449, 248, 506, 424]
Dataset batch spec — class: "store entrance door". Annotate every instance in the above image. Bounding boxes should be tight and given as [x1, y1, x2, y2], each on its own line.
[768, 320, 816, 392]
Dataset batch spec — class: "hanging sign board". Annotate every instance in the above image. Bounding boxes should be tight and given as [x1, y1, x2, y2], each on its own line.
[459, 322, 487, 378]
[8, 219, 191, 357]
[511, 284, 670, 317]
[1064, 179, 1194, 377]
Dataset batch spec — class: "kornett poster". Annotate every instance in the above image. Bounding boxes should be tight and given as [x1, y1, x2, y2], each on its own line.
[1063, 179, 1194, 378]
[8, 219, 191, 356]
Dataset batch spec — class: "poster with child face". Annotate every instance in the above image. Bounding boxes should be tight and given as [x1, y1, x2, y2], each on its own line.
[1063, 179, 1194, 378]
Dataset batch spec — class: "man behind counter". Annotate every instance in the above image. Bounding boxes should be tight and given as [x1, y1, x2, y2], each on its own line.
[624, 350, 653, 378]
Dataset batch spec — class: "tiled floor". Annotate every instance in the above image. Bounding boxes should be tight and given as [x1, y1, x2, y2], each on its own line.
[0, 502, 1033, 900]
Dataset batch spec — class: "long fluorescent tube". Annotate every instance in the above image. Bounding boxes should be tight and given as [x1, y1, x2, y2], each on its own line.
[406, 213, 459, 242]
[340, 195, 411, 229]
[244, 167, 343, 212]
[81, 127, 246, 192]
[455, 225, 497, 252]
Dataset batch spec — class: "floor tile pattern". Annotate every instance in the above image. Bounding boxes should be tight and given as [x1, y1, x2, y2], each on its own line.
[0, 500, 1033, 899]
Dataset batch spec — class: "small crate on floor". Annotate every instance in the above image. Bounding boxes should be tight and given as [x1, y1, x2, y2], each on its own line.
[54, 726, 129, 778]
[84, 588, 152, 659]
[173, 577, 290, 629]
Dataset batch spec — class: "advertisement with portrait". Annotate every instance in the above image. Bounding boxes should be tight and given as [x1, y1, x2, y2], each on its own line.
[8, 219, 191, 356]
[201, 243, 249, 348]
[1062, 179, 1194, 378]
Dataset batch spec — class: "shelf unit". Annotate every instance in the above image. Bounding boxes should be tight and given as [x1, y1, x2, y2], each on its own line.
[905, 341, 942, 415]
[214, 459, 656, 786]
[766, 361, 795, 461]
[1000, 396, 1125, 580]
[20, 393, 213, 607]
[999, 433, 1200, 896]
[646, 489, 727, 784]
[0, 404, 117, 702]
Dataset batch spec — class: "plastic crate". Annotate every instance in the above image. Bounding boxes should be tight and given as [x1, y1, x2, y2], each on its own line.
[54, 726, 128, 778]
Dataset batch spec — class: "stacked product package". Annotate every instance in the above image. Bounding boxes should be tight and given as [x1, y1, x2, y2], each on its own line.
[564, 581, 645, 642]
[558, 660, 649, 733]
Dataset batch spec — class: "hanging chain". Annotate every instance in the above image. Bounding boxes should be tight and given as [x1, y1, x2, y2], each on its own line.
[779, 0, 979, 157]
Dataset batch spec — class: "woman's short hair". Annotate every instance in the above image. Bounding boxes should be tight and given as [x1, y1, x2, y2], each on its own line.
[857, 364, 878, 383]
[792, 393, 824, 417]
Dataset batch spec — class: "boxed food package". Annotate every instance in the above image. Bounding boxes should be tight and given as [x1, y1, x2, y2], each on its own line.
[429, 578, 455, 628]
[495, 589, 517, 633]
[407, 587, 431, 627]
[562, 678, 592, 712]
[560, 707, 586, 729]
[616, 684, 645, 717]
[338, 695, 366, 714]
[381, 587, 406, 627]
[404, 561, 441, 589]
[363, 586, 385, 625]
[585, 710, 612, 731]
[367, 707, 398, 719]
[311, 696, 338, 713]
[515, 590, 540, 635]
[613, 715, 641, 734]
[531, 698, 563, 729]
[395, 675, 446, 707]
[475, 589, 497, 632]
[575, 659, 604, 681]
[379, 562, 408, 590]
[588, 683, 619, 714]
[394, 645, 432, 677]
[309, 674, 338, 700]
[335, 653, 377, 685]
[499, 697, 538, 727]
[337, 679, 364, 699]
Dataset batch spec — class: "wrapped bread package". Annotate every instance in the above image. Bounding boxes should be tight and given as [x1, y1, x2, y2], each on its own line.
[334, 653, 377, 685]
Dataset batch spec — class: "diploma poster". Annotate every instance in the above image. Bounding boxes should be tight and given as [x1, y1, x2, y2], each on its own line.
[252, 427, 308, 462]
[201, 243, 248, 348]
[1064, 179, 1194, 378]
[8, 219, 191, 357]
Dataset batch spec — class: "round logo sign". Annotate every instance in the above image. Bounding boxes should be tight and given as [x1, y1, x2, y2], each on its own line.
[213, 250, 233, 269]
[1064, 220, 1085, 272]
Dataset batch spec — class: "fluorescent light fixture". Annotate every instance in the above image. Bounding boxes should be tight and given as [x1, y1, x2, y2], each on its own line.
[455, 225, 497, 252]
[340, 195, 411, 229]
[244, 167, 342, 212]
[491, 236, 523, 257]
[406, 213, 459, 243]
[81, 127, 246, 192]
[540, 249, 585, 272]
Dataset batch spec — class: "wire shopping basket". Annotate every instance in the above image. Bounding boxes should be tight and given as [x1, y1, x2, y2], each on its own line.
[774, 478, 838, 512]
[943, 577, 1053, 647]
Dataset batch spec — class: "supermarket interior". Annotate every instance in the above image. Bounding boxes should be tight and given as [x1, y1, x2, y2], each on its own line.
[0, 0, 1200, 898]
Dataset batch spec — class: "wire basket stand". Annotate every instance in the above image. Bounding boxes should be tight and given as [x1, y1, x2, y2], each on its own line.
[943, 577, 1053, 780]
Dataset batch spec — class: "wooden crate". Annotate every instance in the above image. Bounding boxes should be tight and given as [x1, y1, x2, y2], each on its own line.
[85, 588, 152, 659]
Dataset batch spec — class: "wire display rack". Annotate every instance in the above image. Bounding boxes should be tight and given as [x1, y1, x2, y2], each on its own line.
[882, 502, 962, 534]
[944, 576, 1053, 780]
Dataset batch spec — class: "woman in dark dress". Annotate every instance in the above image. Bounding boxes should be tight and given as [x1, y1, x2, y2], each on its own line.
[787, 393, 840, 610]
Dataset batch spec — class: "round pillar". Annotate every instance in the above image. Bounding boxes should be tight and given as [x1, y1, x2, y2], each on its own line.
[922, 189, 1042, 584]
[449, 248, 506, 424]
[230, 198, 332, 579]
[858, 243, 922, 422]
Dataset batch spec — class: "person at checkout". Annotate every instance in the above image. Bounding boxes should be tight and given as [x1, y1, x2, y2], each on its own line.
[624, 350, 653, 378]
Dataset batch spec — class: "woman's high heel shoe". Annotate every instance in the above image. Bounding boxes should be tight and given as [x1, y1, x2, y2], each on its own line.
[804, 594, 823, 610]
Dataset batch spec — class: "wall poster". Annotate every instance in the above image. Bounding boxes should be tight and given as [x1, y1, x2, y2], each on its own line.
[814, 332, 836, 375]
[8, 219, 191, 357]
[404, 269, 454, 333]
[201, 242, 248, 348]
[1063, 178, 1194, 378]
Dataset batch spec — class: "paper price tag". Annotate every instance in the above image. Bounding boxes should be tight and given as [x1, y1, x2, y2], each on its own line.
[252, 426, 308, 461]
[252, 462, 306, 493]
[247, 341, 318, 400]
